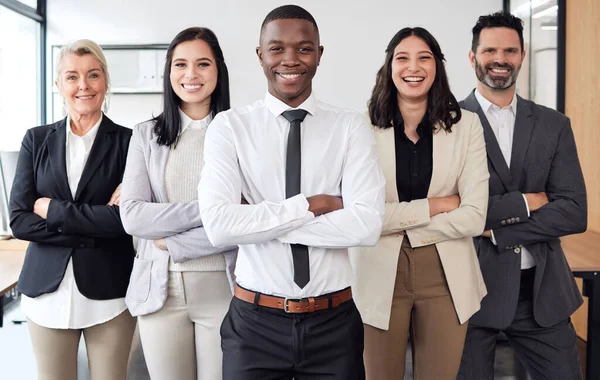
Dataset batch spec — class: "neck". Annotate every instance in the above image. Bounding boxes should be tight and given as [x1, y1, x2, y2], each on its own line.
[69, 110, 102, 136]
[180, 100, 211, 121]
[269, 86, 312, 109]
[398, 95, 427, 130]
[476, 82, 516, 108]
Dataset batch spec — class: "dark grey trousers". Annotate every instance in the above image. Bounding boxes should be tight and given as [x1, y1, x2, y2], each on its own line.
[458, 268, 583, 380]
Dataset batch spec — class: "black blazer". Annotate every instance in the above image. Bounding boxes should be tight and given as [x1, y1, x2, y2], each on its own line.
[10, 116, 134, 300]
[461, 91, 587, 329]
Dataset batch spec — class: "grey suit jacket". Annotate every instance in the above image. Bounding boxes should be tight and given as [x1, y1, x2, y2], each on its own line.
[120, 120, 237, 317]
[461, 90, 586, 329]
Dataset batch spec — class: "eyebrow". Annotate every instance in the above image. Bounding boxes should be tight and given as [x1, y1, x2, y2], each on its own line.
[394, 50, 433, 57]
[64, 68, 101, 74]
[172, 57, 214, 63]
[266, 39, 315, 45]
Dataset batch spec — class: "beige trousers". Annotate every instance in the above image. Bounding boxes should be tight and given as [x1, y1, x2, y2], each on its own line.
[27, 310, 136, 380]
[364, 238, 468, 380]
[138, 271, 232, 380]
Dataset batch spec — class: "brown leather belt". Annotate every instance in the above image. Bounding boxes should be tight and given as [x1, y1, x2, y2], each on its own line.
[234, 285, 353, 313]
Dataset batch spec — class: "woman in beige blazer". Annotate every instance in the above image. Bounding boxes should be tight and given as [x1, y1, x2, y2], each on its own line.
[351, 27, 489, 380]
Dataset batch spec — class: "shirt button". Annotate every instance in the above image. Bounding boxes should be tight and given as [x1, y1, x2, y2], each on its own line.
[79, 243, 85, 248]
[412, 173, 417, 177]
[58, 227, 63, 233]
[412, 150, 417, 154]
[514, 247, 521, 254]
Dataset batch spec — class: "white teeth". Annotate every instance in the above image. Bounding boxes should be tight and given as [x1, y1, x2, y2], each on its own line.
[183, 84, 201, 89]
[77, 96, 93, 100]
[490, 68, 509, 73]
[403, 77, 424, 82]
[280, 73, 301, 79]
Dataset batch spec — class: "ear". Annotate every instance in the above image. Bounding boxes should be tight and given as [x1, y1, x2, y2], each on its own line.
[468, 50, 476, 69]
[317, 45, 324, 66]
[256, 46, 263, 66]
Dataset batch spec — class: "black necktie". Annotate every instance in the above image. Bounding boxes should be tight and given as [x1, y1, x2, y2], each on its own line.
[282, 109, 310, 288]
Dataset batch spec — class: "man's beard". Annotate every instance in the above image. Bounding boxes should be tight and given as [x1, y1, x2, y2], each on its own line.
[475, 59, 521, 90]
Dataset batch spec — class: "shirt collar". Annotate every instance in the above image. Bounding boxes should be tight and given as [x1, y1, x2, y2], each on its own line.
[178, 108, 212, 135]
[475, 88, 517, 116]
[264, 91, 317, 118]
[66, 113, 103, 144]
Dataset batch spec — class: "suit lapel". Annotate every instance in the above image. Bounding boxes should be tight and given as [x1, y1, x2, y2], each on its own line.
[47, 119, 73, 202]
[463, 91, 514, 191]
[509, 96, 534, 187]
[428, 124, 454, 196]
[74, 116, 116, 201]
[373, 126, 399, 203]
[148, 133, 171, 203]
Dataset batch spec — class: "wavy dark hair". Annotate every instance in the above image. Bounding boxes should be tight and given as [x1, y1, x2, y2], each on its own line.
[368, 27, 461, 131]
[153, 27, 230, 147]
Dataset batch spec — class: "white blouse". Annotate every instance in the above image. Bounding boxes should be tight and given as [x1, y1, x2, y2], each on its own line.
[21, 114, 127, 329]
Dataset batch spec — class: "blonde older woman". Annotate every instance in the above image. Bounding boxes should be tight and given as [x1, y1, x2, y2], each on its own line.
[9, 39, 135, 380]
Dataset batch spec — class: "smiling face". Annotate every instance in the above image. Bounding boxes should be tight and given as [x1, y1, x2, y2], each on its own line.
[470, 27, 525, 91]
[56, 53, 107, 118]
[391, 35, 436, 103]
[257, 18, 323, 108]
[169, 39, 218, 111]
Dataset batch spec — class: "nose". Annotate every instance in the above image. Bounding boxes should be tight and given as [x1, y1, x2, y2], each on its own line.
[407, 58, 420, 73]
[185, 65, 198, 79]
[78, 77, 89, 90]
[493, 50, 507, 64]
[281, 49, 300, 66]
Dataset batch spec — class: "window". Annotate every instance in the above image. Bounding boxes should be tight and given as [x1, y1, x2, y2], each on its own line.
[0, 6, 41, 151]
[509, 0, 561, 110]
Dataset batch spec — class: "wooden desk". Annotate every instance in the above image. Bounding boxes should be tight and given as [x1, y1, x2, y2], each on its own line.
[562, 231, 600, 380]
[0, 239, 27, 327]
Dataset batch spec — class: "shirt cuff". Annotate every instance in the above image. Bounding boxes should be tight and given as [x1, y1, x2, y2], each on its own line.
[285, 193, 314, 220]
[522, 193, 531, 217]
[490, 230, 498, 245]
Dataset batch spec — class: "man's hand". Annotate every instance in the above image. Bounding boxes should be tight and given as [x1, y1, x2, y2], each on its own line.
[307, 195, 343, 216]
[153, 238, 168, 250]
[108, 184, 122, 206]
[33, 197, 51, 219]
[524, 192, 549, 212]
[481, 230, 492, 238]
[428, 194, 461, 216]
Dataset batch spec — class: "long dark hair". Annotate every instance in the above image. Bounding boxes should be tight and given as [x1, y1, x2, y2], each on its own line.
[368, 27, 461, 131]
[153, 27, 230, 147]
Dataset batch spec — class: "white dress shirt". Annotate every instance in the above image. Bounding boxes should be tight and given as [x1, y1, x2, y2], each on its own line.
[21, 113, 128, 329]
[475, 90, 536, 269]
[198, 92, 385, 298]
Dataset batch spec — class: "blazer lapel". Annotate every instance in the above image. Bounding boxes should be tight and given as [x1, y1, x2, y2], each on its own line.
[372, 126, 399, 203]
[74, 116, 116, 201]
[148, 134, 171, 203]
[509, 96, 534, 187]
[463, 91, 514, 191]
[428, 124, 454, 196]
[47, 119, 73, 202]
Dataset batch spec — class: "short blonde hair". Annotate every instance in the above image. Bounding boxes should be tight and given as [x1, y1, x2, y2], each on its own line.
[55, 39, 110, 91]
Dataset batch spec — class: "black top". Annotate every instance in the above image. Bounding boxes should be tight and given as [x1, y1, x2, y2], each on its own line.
[393, 108, 433, 202]
[10, 116, 134, 300]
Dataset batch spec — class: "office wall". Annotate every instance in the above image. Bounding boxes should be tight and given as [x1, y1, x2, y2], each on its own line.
[566, 0, 600, 342]
[46, 0, 502, 126]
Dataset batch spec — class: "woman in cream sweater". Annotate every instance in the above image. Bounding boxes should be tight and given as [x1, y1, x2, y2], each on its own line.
[120, 27, 236, 380]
